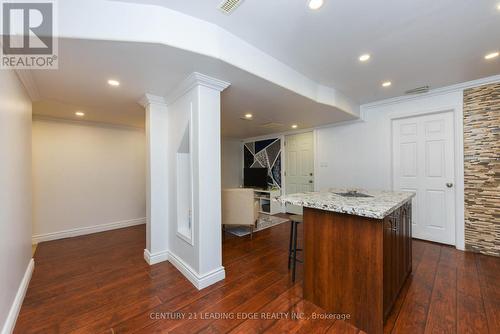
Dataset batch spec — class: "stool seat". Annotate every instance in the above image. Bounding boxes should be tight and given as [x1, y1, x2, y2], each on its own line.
[290, 215, 303, 223]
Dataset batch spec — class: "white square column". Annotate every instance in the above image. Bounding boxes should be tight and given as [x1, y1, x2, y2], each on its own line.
[139, 94, 169, 264]
[197, 83, 225, 277]
[165, 73, 230, 289]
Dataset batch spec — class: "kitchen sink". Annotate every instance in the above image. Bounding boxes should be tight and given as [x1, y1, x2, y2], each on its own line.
[334, 191, 373, 198]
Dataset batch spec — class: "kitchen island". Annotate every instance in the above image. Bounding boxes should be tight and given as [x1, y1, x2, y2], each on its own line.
[278, 189, 415, 334]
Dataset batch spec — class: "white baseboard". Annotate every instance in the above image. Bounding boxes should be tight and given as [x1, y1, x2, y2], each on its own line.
[32, 218, 146, 244]
[1, 259, 34, 334]
[167, 251, 225, 290]
[143, 249, 169, 265]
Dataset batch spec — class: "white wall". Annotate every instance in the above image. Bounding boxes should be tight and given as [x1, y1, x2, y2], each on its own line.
[221, 138, 242, 188]
[315, 91, 463, 190]
[32, 119, 146, 241]
[0, 71, 33, 333]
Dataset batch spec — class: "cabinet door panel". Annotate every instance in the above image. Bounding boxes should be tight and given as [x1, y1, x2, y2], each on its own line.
[383, 202, 413, 320]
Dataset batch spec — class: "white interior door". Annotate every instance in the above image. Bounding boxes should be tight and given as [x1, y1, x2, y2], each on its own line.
[285, 132, 314, 215]
[392, 111, 455, 245]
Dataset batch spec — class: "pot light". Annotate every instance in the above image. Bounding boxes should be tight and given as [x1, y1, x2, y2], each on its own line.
[484, 52, 499, 60]
[308, 0, 324, 10]
[291, 124, 298, 129]
[382, 81, 392, 87]
[244, 113, 253, 119]
[497, 3, 500, 11]
[107, 79, 120, 86]
[359, 54, 371, 62]
[75, 111, 85, 117]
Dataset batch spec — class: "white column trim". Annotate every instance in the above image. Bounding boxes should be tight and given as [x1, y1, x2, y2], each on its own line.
[138, 93, 167, 108]
[167, 251, 225, 290]
[143, 249, 169, 265]
[166, 72, 230, 105]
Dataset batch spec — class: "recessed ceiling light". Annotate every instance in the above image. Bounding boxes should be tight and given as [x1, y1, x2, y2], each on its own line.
[497, 3, 500, 11]
[359, 54, 371, 62]
[244, 113, 253, 119]
[308, 0, 324, 10]
[382, 81, 392, 87]
[291, 124, 298, 129]
[75, 111, 85, 117]
[484, 52, 499, 60]
[107, 79, 120, 86]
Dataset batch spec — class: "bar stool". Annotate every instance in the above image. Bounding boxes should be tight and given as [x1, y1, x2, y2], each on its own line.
[288, 215, 303, 282]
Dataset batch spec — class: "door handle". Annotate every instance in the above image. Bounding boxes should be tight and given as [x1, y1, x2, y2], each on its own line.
[446, 183, 453, 188]
[309, 180, 313, 184]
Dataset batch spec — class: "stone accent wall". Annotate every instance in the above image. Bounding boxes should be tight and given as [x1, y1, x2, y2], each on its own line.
[463, 82, 500, 256]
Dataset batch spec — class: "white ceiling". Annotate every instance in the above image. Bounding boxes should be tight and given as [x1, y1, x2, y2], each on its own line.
[31, 0, 500, 139]
[118, 0, 500, 103]
[31, 39, 356, 138]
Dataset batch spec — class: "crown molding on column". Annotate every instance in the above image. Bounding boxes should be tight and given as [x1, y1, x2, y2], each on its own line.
[188, 72, 231, 92]
[137, 93, 167, 108]
[14, 70, 41, 101]
[166, 72, 231, 105]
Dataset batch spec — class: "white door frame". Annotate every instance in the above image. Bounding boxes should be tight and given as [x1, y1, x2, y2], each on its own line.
[284, 131, 315, 214]
[389, 105, 465, 250]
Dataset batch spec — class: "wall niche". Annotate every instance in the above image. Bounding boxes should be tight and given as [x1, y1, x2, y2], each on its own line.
[176, 121, 193, 244]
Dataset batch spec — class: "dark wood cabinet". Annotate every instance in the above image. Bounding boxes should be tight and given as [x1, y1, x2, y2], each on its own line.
[383, 202, 412, 320]
[303, 200, 412, 334]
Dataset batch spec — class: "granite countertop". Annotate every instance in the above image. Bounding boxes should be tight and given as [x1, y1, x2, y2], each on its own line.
[277, 188, 415, 219]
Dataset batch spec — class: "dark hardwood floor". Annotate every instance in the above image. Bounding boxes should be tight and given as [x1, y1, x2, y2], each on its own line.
[15, 221, 499, 333]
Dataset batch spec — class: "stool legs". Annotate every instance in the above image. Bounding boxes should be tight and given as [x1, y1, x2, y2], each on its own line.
[288, 222, 294, 269]
[291, 221, 298, 282]
[288, 220, 302, 283]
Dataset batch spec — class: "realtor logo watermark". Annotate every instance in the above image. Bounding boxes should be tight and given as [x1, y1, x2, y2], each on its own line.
[1, 0, 58, 69]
